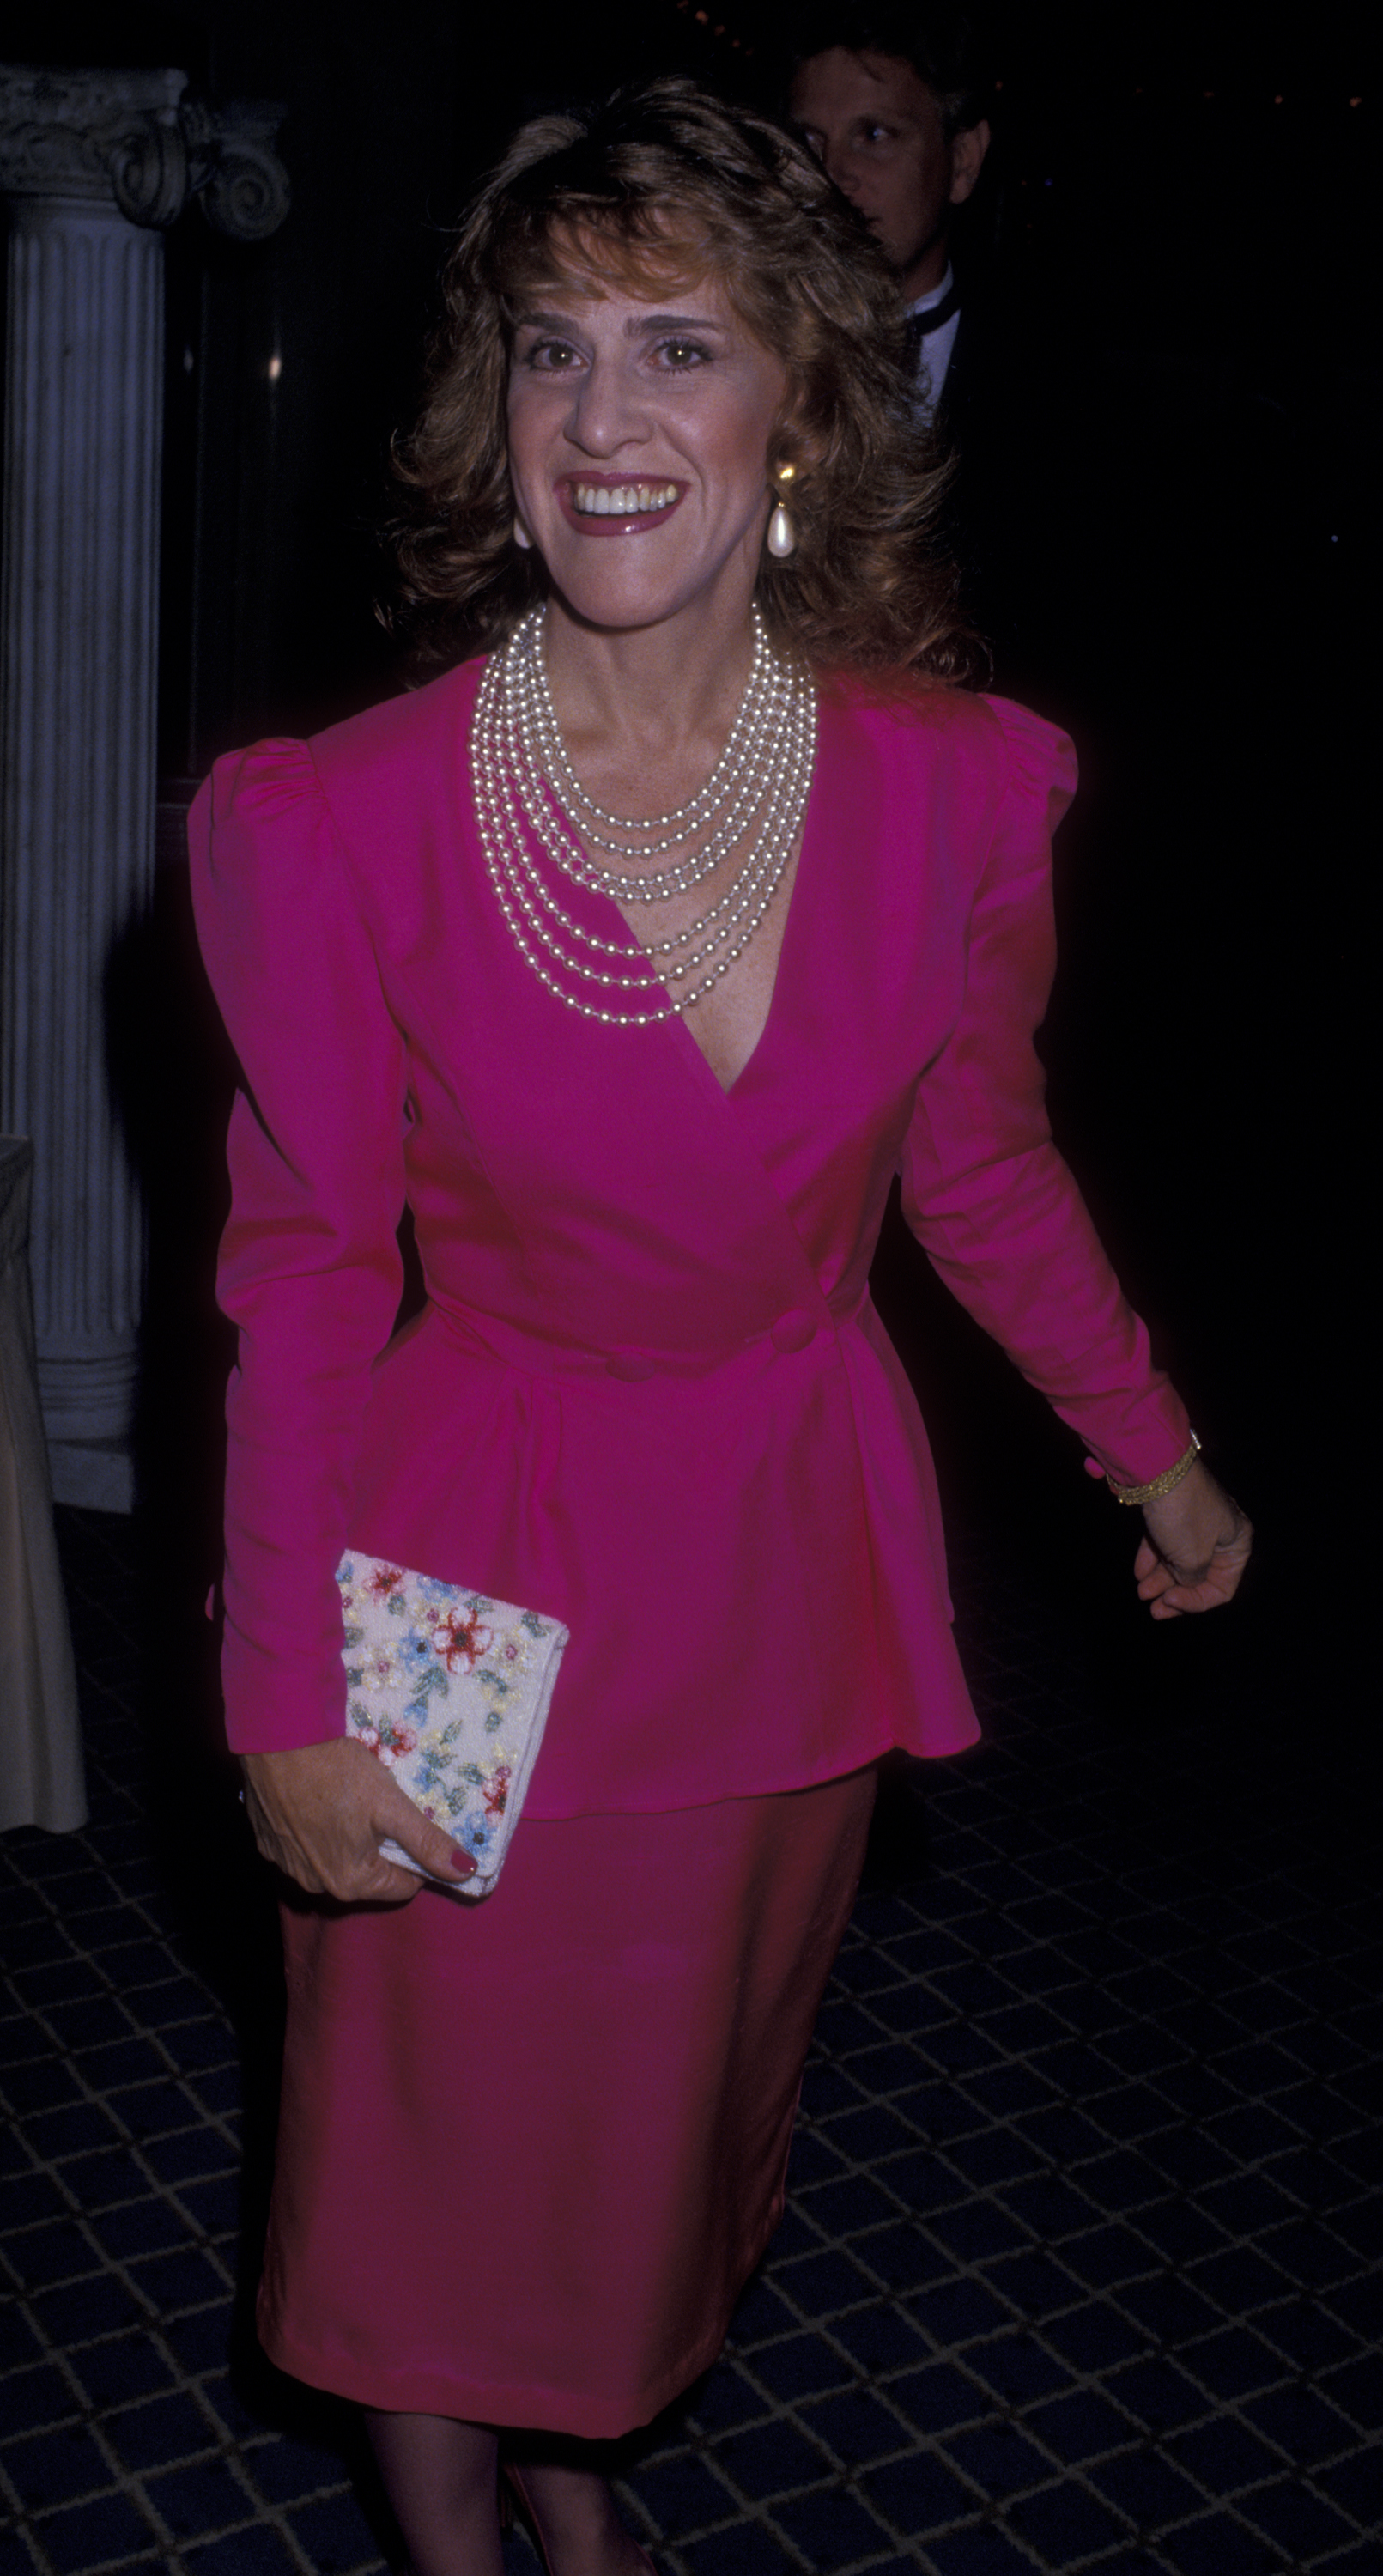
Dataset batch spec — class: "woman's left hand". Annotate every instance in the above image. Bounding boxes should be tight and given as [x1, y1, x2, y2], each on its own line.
[1134, 1459, 1253, 1618]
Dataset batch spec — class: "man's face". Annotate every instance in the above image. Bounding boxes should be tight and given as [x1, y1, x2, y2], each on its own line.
[790, 47, 989, 301]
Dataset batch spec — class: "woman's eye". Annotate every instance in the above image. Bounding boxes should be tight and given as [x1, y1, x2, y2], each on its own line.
[526, 338, 581, 370]
[655, 339, 709, 370]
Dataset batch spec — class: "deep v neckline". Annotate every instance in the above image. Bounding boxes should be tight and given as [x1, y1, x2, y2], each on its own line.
[660, 772, 818, 1102]
[463, 646, 822, 1101]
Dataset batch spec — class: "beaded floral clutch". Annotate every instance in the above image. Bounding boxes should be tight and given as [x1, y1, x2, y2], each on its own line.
[335, 1550, 568, 1897]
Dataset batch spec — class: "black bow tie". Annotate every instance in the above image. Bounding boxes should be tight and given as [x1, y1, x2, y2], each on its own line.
[903, 282, 960, 368]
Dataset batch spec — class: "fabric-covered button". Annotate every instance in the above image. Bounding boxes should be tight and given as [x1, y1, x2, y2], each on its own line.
[771, 1310, 816, 1354]
[605, 1352, 657, 1382]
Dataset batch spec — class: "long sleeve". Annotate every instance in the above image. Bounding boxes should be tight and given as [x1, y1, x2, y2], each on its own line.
[901, 698, 1192, 1481]
[189, 742, 409, 1753]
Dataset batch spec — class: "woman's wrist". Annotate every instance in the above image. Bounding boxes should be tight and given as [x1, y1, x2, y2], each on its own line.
[1105, 1432, 1202, 1507]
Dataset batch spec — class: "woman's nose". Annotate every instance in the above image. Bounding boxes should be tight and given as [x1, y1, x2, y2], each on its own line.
[565, 355, 650, 456]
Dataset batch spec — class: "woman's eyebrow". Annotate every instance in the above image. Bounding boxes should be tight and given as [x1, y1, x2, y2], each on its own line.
[627, 313, 725, 336]
[512, 305, 729, 338]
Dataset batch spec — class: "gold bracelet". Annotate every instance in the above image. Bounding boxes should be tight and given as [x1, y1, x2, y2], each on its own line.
[1107, 1432, 1202, 1506]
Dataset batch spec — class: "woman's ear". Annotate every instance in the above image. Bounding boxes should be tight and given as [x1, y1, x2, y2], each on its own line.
[769, 386, 828, 490]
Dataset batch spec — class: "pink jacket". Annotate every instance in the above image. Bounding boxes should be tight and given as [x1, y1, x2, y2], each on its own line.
[189, 660, 1190, 1814]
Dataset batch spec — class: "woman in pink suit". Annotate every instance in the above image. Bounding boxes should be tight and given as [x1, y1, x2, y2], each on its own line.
[191, 80, 1250, 2576]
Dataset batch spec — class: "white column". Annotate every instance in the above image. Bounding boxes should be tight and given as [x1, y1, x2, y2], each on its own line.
[0, 70, 288, 1511]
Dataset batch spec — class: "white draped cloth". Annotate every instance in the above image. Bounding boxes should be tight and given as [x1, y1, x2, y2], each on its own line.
[0, 1137, 86, 1831]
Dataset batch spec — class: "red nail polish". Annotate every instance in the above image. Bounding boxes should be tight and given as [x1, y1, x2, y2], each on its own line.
[448, 1846, 476, 1875]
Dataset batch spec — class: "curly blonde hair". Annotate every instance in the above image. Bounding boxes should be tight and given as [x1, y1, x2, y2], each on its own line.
[388, 77, 984, 684]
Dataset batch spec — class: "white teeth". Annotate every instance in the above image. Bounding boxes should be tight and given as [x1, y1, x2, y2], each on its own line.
[572, 482, 677, 516]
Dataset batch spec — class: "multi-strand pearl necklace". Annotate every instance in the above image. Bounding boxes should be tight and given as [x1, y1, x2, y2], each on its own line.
[471, 605, 817, 1025]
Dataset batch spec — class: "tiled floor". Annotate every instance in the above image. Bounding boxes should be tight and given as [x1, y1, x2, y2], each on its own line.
[3, 1505, 1378, 2575]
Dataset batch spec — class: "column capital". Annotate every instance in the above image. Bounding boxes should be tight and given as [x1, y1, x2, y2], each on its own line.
[0, 64, 288, 239]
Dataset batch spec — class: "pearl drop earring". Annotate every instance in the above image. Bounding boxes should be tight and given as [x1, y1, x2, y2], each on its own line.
[513, 517, 531, 550]
[766, 462, 797, 561]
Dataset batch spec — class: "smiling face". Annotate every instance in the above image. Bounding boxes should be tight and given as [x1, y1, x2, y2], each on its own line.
[505, 258, 790, 639]
[790, 48, 988, 301]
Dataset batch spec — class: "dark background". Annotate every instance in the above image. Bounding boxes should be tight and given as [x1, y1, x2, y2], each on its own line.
[7, 0, 1375, 1722]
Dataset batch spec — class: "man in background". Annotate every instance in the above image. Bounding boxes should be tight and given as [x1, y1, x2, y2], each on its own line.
[786, 3, 1035, 683]
[788, 5, 992, 429]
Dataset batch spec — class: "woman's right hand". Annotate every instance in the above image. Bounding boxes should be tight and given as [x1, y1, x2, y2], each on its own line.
[240, 1739, 477, 1902]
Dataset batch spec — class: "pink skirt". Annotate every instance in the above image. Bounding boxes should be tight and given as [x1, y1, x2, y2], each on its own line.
[258, 1768, 877, 2437]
